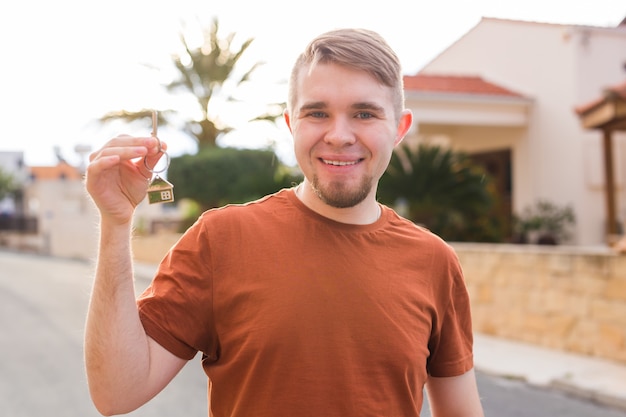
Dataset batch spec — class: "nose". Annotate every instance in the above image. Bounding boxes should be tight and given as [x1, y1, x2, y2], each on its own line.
[324, 116, 356, 146]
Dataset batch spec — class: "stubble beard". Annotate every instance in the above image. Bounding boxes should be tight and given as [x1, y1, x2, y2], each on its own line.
[310, 174, 374, 208]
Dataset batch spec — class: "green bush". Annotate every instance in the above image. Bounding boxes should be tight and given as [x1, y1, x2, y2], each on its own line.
[167, 147, 301, 213]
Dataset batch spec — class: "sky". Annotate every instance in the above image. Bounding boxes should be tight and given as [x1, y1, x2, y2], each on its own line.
[1, 0, 625, 168]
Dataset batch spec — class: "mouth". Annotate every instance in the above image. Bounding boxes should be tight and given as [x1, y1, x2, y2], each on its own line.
[321, 158, 362, 166]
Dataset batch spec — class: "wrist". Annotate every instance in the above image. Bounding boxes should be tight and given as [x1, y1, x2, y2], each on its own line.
[99, 216, 134, 241]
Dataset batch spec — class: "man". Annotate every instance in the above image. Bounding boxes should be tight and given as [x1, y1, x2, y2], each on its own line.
[84, 28, 484, 417]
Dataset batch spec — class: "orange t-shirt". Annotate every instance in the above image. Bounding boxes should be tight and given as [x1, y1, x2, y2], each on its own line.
[138, 188, 474, 417]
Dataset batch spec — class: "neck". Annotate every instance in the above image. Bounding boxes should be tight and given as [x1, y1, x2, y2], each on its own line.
[295, 182, 381, 225]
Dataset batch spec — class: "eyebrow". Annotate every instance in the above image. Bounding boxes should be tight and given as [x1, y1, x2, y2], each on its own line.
[298, 101, 326, 112]
[298, 101, 386, 113]
[352, 102, 386, 113]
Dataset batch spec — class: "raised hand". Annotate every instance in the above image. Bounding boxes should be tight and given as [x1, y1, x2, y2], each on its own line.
[85, 134, 167, 225]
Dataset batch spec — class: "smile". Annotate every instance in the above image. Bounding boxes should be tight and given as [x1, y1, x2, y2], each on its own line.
[321, 159, 361, 166]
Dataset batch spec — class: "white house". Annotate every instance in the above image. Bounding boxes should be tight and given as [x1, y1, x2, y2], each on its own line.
[24, 162, 98, 258]
[402, 17, 626, 246]
[0, 154, 185, 260]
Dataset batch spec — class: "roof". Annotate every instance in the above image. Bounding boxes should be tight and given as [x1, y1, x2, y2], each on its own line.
[575, 80, 626, 131]
[575, 80, 626, 115]
[403, 74, 526, 98]
[477, 16, 626, 32]
[29, 162, 82, 181]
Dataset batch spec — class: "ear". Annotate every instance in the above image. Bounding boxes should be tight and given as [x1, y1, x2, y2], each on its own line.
[283, 109, 293, 133]
[394, 109, 413, 146]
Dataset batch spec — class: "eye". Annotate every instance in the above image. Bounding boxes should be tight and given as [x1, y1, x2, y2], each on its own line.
[306, 111, 327, 118]
[355, 112, 374, 119]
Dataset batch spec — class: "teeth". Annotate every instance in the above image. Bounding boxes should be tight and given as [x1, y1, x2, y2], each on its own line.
[322, 159, 358, 166]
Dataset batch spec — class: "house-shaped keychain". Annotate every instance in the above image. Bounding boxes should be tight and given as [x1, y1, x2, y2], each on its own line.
[147, 175, 175, 204]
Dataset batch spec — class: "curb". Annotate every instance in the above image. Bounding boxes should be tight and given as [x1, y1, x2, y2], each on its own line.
[550, 378, 626, 412]
[474, 333, 626, 412]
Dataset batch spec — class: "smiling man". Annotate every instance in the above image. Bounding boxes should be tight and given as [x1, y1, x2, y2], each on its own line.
[286, 55, 411, 221]
[84, 28, 484, 417]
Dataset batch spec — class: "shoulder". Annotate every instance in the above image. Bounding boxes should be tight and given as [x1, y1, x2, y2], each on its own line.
[169, 189, 295, 260]
[187, 189, 302, 240]
[198, 188, 292, 222]
[380, 207, 463, 285]
[382, 206, 458, 257]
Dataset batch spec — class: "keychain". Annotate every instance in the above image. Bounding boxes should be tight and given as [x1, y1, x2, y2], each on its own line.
[145, 110, 175, 204]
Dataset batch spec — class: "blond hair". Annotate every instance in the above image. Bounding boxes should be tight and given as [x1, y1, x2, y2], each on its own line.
[288, 28, 405, 119]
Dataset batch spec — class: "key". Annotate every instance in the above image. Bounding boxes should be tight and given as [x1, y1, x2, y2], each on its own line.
[145, 110, 174, 204]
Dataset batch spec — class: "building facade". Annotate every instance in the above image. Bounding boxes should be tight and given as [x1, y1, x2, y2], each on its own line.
[403, 17, 626, 246]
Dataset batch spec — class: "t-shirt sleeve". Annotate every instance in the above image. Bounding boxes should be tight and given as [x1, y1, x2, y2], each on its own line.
[426, 244, 474, 377]
[137, 216, 219, 361]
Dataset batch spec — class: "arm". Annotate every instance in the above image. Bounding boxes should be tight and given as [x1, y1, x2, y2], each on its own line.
[84, 135, 186, 415]
[425, 368, 484, 417]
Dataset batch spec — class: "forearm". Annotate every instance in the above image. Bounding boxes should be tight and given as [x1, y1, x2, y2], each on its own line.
[84, 219, 152, 414]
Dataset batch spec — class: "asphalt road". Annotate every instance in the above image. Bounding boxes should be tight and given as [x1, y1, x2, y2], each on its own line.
[1, 249, 625, 417]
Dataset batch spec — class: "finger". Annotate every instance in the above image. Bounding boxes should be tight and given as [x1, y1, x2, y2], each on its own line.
[90, 145, 150, 163]
[89, 137, 161, 162]
[85, 155, 122, 190]
[108, 133, 150, 143]
[142, 149, 169, 174]
[103, 134, 153, 149]
[87, 154, 121, 174]
[146, 138, 168, 156]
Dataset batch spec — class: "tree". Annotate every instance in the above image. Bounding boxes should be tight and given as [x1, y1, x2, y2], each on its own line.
[99, 17, 283, 150]
[0, 168, 17, 202]
[98, 19, 293, 220]
[167, 147, 301, 213]
[378, 143, 502, 242]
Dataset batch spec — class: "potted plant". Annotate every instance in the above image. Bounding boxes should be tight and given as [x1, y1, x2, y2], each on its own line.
[513, 200, 576, 245]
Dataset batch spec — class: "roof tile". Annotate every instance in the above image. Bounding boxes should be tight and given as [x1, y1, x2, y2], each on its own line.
[29, 162, 82, 181]
[404, 74, 525, 98]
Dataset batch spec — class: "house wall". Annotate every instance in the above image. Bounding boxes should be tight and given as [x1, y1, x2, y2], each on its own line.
[24, 180, 99, 260]
[419, 18, 626, 245]
[9, 175, 186, 260]
[416, 125, 526, 154]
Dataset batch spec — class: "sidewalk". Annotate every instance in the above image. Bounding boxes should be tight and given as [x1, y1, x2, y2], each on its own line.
[474, 333, 626, 411]
[134, 262, 626, 410]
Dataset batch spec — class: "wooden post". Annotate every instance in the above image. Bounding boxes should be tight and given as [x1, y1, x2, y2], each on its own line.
[602, 129, 617, 238]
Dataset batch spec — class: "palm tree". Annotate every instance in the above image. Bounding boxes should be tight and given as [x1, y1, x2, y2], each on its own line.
[378, 143, 502, 242]
[100, 17, 282, 150]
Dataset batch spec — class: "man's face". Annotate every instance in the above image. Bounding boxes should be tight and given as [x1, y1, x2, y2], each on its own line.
[286, 63, 411, 209]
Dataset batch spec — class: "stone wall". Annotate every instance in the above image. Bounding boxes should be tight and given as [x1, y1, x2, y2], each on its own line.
[132, 235, 626, 364]
[453, 243, 626, 364]
[132, 233, 182, 265]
